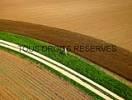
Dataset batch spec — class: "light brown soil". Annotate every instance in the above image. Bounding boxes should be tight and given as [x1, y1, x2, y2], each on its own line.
[0, 50, 92, 100]
[0, 0, 132, 81]
[0, 0, 132, 51]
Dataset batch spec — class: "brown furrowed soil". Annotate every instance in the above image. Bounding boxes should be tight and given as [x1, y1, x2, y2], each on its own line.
[0, 0, 132, 51]
[0, 0, 132, 81]
[0, 19, 132, 81]
[0, 50, 91, 100]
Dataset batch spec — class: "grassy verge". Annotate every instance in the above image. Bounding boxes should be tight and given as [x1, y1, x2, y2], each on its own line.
[0, 32, 132, 99]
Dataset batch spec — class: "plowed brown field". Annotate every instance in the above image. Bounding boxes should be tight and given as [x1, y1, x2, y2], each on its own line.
[0, 0, 132, 81]
[0, 50, 91, 100]
[0, 0, 132, 51]
[0, 20, 132, 81]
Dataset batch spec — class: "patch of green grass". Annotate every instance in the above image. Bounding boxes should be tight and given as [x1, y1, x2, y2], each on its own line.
[0, 32, 132, 100]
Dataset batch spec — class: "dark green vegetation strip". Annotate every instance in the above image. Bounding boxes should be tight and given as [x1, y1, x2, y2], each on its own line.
[0, 32, 132, 100]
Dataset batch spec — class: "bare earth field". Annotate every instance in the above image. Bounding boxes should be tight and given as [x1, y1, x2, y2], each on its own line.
[0, 50, 91, 100]
[0, 0, 132, 81]
[0, 0, 132, 51]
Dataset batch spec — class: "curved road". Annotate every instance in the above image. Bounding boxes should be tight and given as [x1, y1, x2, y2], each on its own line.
[0, 40, 124, 100]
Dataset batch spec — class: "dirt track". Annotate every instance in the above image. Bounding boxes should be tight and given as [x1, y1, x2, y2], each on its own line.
[0, 0, 132, 51]
[0, 50, 91, 100]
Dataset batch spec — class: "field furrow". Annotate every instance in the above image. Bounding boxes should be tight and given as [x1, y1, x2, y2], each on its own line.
[0, 50, 91, 100]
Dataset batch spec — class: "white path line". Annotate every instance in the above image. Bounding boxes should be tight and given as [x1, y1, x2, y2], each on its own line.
[0, 40, 124, 100]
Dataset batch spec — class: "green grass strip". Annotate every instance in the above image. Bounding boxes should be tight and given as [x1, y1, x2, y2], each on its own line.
[0, 32, 132, 100]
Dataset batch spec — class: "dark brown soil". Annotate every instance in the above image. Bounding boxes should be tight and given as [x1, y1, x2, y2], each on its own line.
[0, 19, 132, 81]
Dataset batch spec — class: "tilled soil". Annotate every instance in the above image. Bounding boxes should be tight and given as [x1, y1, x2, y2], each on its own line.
[0, 19, 132, 81]
[0, 0, 132, 81]
[0, 0, 132, 51]
[0, 50, 91, 100]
